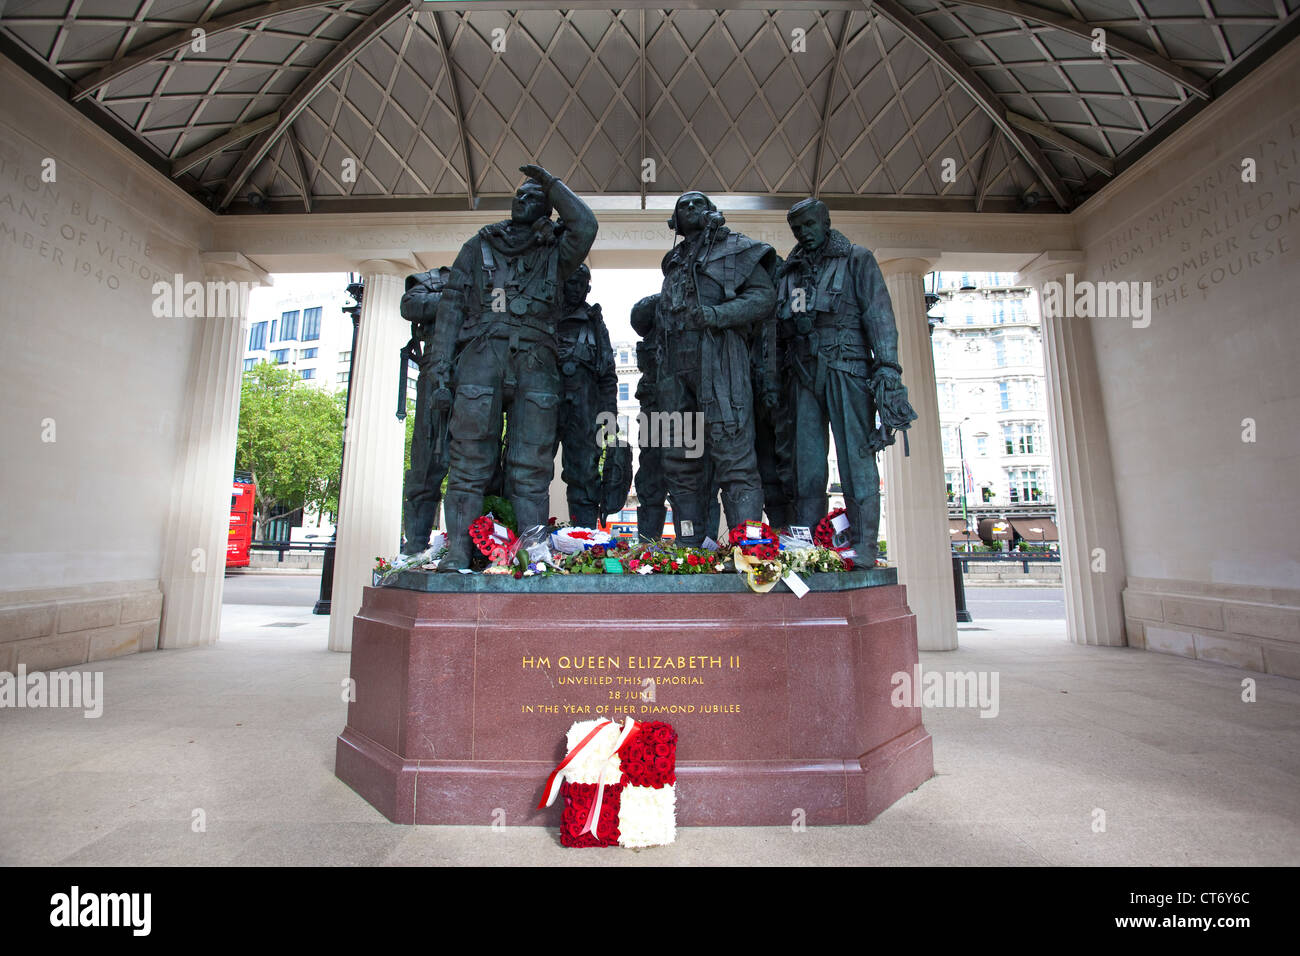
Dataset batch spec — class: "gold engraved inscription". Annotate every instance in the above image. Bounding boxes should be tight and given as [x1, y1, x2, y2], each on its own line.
[517, 652, 742, 716]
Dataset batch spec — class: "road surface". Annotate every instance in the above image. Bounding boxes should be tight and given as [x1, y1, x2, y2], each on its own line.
[224, 572, 323, 606]
[964, 586, 1064, 620]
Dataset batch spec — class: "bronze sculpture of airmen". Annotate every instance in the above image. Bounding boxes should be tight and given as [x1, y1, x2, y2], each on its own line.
[428, 164, 598, 570]
[648, 191, 777, 546]
[630, 294, 668, 541]
[553, 263, 618, 527]
[631, 292, 720, 542]
[777, 198, 916, 564]
[398, 265, 451, 554]
[751, 251, 795, 530]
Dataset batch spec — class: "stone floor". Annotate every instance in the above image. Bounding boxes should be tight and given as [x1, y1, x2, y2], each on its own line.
[1, 603, 1297, 866]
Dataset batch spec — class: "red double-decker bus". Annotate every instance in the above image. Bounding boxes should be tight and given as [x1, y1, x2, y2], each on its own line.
[228, 472, 256, 568]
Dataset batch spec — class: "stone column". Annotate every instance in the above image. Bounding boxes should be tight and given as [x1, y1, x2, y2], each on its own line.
[159, 253, 269, 648]
[1019, 252, 1127, 646]
[877, 253, 958, 652]
[328, 261, 410, 652]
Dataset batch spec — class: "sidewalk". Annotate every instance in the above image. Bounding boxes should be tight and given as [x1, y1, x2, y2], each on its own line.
[1, 603, 1296, 866]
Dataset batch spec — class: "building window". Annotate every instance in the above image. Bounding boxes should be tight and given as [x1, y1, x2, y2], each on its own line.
[618, 383, 630, 401]
[301, 307, 322, 341]
[941, 427, 956, 457]
[249, 321, 268, 351]
[994, 338, 1006, 367]
[280, 310, 299, 341]
[271, 349, 289, 364]
[945, 471, 958, 503]
[938, 381, 956, 412]
[338, 372, 349, 385]
[301, 368, 316, 380]
[976, 435, 988, 456]
[1003, 422, 1039, 455]
[1007, 468, 1044, 502]
[243, 358, 257, 371]
[339, 351, 351, 364]
[619, 349, 630, 366]
[299, 348, 317, 360]
[1000, 336, 1028, 367]
[998, 381, 1010, 410]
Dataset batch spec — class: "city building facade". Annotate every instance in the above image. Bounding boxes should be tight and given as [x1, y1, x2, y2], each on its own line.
[929, 271, 1057, 549]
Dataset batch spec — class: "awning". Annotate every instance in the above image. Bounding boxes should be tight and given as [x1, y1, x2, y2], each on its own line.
[948, 519, 978, 542]
[1010, 517, 1060, 541]
[978, 517, 1014, 541]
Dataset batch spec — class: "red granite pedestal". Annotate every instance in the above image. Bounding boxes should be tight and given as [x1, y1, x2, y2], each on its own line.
[335, 576, 933, 826]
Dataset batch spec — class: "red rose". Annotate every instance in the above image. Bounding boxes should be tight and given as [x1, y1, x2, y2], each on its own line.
[559, 781, 622, 847]
[654, 756, 671, 774]
[653, 727, 672, 744]
[654, 742, 670, 758]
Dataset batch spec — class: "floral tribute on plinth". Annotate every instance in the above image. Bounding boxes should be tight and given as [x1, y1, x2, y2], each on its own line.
[814, 507, 856, 570]
[539, 717, 678, 849]
[375, 511, 871, 591]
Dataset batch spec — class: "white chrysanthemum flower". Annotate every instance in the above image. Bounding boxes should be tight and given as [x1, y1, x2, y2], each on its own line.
[562, 719, 624, 785]
[618, 784, 677, 848]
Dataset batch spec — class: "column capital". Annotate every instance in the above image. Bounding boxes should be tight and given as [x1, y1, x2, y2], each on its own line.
[876, 249, 942, 278]
[1017, 250, 1086, 289]
[356, 256, 419, 278]
[200, 251, 272, 285]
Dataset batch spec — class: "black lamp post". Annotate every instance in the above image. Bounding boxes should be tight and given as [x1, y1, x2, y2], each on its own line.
[314, 273, 365, 615]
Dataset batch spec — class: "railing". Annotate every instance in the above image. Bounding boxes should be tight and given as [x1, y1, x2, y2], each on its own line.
[249, 540, 332, 563]
[953, 551, 1060, 574]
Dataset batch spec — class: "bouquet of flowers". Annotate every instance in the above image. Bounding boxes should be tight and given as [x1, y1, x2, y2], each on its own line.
[372, 535, 445, 584]
[732, 546, 783, 593]
[781, 546, 850, 575]
[540, 717, 678, 848]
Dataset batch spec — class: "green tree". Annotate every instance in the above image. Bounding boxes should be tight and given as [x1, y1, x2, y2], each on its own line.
[235, 362, 344, 539]
[404, 394, 415, 475]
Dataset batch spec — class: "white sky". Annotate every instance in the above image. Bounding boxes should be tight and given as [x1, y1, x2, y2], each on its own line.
[589, 268, 661, 347]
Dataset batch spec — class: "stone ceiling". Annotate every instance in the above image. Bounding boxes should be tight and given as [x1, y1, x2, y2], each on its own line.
[2, 0, 1296, 213]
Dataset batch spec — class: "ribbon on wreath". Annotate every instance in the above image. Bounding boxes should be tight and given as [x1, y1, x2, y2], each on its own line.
[538, 716, 638, 839]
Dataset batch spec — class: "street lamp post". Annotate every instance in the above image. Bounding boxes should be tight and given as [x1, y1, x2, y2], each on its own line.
[314, 273, 365, 615]
[956, 415, 971, 554]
